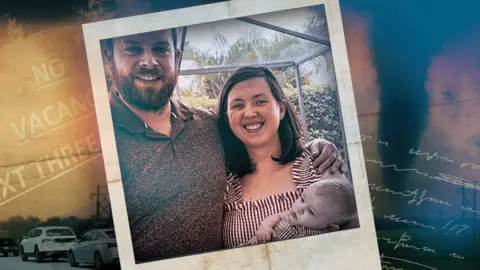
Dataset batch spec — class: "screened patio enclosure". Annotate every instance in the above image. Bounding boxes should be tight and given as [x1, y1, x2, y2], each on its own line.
[174, 6, 345, 154]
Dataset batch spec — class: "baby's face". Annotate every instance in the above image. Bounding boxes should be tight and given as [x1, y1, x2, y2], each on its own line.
[287, 184, 332, 229]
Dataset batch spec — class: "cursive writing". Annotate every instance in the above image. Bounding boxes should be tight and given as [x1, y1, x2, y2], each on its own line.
[361, 134, 373, 141]
[382, 214, 469, 236]
[370, 183, 480, 226]
[378, 232, 437, 254]
[369, 184, 452, 207]
[365, 159, 429, 177]
[360, 135, 480, 173]
[383, 214, 435, 229]
[409, 148, 454, 163]
[441, 220, 470, 236]
[408, 188, 453, 207]
[366, 159, 480, 191]
[449, 253, 465, 260]
[379, 140, 389, 146]
[381, 261, 403, 270]
[461, 206, 480, 215]
[460, 162, 480, 171]
[379, 254, 438, 270]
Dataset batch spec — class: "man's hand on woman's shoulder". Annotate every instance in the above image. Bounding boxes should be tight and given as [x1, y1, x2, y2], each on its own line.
[304, 139, 346, 175]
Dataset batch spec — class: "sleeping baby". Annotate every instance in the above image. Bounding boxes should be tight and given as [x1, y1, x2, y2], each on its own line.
[241, 177, 357, 246]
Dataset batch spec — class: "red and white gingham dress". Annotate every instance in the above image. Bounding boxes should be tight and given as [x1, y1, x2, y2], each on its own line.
[222, 150, 322, 248]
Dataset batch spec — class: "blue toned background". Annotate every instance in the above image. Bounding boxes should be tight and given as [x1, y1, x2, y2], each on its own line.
[340, 0, 480, 269]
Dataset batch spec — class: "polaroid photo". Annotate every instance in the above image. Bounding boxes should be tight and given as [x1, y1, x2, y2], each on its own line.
[82, 0, 381, 269]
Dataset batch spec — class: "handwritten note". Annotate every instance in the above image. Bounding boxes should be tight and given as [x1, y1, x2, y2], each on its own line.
[380, 254, 439, 270]
[361, 133, 476, 269]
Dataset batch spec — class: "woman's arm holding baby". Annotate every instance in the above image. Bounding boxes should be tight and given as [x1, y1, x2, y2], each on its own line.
[256, 211, 289, 242]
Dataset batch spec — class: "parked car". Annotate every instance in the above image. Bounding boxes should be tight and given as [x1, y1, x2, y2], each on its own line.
[19, 226, 77, 263]
[0, 237, 19, 257]
[68, 228, 119, 270]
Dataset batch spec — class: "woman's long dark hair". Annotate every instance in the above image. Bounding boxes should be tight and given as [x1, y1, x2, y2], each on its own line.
[216, 66, 304, 178]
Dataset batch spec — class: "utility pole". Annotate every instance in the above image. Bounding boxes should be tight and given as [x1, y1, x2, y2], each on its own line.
[96, 185, 100, 218]
[90, 185, 111, 219]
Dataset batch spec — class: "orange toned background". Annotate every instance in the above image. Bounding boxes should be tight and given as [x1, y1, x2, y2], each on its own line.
[0, 16, 108, 221]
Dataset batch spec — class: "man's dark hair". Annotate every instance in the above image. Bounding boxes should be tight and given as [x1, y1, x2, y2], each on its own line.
[216, 66, 304, 178]
[103, 28, 178, 53]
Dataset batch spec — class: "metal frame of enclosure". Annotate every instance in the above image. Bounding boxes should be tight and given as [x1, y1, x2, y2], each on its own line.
[176, 17, 333, 142]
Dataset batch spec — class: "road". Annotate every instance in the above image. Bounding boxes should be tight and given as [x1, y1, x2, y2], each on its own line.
[0, 254, 108, 270]
[1, 255, 78, 270]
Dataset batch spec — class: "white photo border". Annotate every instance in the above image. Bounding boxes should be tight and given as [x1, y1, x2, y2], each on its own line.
[82, 0, 381, 269]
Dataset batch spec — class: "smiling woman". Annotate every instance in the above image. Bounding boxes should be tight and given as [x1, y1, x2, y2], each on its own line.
[217, 67, 304, 178]
[227, 77, 287, 152]
[217, 66, 357, 248]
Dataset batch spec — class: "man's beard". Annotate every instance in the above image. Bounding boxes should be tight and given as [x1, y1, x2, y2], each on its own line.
[112, 69, 178, 112]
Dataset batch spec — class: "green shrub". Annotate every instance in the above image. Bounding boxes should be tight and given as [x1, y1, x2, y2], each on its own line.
[287, 85, 345, 156]
[181, 95, 217, 110]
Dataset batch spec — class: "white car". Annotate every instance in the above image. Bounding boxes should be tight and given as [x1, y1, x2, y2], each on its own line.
[68, 228, 119, 270]
[19, 226, 77, 263]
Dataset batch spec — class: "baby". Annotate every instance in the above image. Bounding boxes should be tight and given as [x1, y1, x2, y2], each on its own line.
[243, 176, 357, 245]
